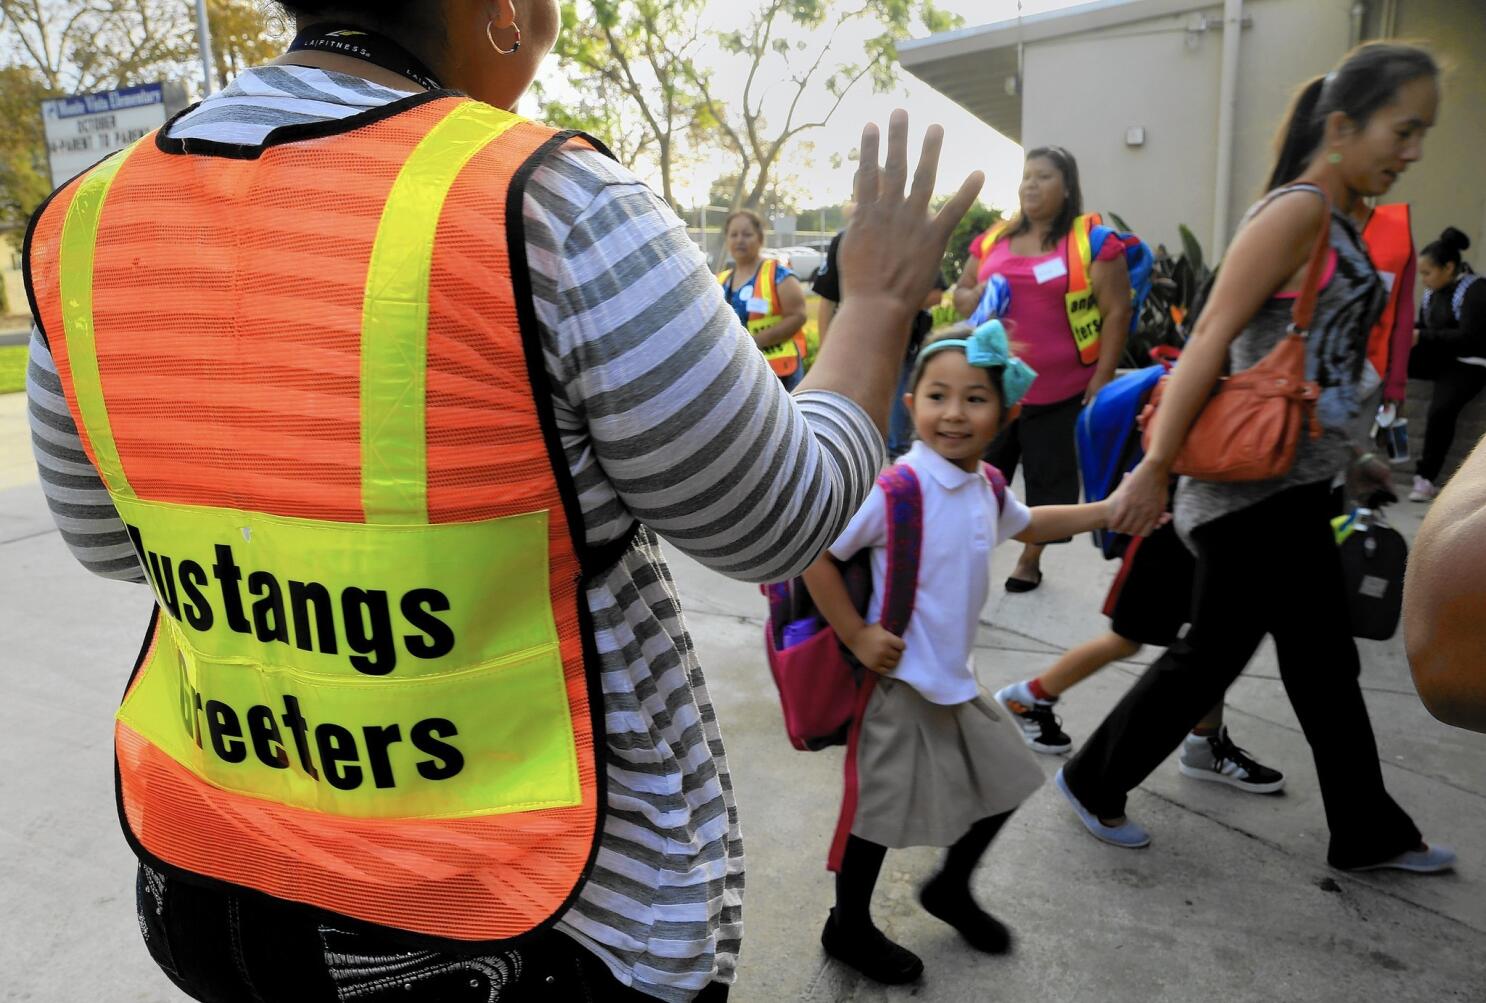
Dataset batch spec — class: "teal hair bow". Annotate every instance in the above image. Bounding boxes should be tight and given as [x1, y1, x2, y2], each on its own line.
[917, 320, 1038, 407]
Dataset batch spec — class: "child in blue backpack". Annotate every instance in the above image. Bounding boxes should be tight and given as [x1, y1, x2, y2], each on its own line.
[802, 322, 1116, 985]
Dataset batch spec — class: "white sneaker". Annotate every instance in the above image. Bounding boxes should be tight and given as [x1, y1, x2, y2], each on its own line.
[1410, 476, 1438, 502]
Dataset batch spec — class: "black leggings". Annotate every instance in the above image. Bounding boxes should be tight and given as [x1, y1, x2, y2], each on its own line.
[1063, 482, 1419, 869]
[1418, 361, 1486, 483]
[835, 812, 1013, 930]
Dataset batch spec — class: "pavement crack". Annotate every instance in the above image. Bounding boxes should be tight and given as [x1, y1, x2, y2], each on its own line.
[0, 526, 59, 547]
[1142, 787, 1486, 937]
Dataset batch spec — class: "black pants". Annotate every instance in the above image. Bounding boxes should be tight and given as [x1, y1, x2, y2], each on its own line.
[1417, 361, 1486, 483]
[137, 865, 729, 1002]
[983, 392, 1083, 507]
[1063, 482, 1420, 869]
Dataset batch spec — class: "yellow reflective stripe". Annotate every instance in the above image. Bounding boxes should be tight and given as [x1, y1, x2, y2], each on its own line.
[57, 142, 144, 498]
[756, 260, 776, 312]
[717, 269, 731, 285]
[1068, 214, 1094, 293]
[361, 102, 525, 524]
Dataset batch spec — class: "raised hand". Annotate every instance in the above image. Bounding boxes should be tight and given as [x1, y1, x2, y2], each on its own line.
[837, 109, 984, 319]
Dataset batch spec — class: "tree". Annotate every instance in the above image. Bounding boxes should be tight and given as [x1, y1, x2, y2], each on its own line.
[0, 1, 280, 227]
[695, 0, 959, 211]
[940, 199, 1002, 286]
[0, 1, 196, 93]
[0, 63, 51, 230]
[546, 0, 708, 208]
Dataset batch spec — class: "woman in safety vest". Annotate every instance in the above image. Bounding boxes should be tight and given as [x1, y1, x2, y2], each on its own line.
[22, 0, 983, 999]
[718, 209, 810, 390]
[952, 146, 1132, 592]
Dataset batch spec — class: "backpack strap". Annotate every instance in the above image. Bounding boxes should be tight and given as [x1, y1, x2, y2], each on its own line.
[982, 462, 1008, 511]
[875, 465, 923, 636]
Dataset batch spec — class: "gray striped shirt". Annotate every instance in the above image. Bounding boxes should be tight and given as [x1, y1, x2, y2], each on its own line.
[27, 65, 882, 1001]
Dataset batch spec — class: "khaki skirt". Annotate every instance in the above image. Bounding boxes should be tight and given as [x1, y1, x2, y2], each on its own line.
[851, 677, 1045, 848]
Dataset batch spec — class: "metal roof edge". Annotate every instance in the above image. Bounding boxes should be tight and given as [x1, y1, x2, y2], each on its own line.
[899, 0, 1215, 65]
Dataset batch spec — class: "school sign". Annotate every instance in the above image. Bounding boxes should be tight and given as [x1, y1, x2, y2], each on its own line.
[41, 84, 170, 189]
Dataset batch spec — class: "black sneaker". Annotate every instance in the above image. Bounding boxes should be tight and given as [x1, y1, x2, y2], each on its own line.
[820, 909, 924, 985]
[1177, 727, 1285, 794]
[994, 684, 1073, 754]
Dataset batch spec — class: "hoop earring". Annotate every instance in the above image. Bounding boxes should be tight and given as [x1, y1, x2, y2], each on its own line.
[487, 19, 522, 55]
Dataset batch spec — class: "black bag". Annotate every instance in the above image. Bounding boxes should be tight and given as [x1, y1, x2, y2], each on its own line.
[1335, 510, 1408, 641]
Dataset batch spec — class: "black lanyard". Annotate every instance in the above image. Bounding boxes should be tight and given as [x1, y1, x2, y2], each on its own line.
[286, 23, 444, 91]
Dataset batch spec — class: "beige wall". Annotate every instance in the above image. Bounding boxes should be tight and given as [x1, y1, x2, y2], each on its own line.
[1021, 4, 1224, 253]
[1386, 0, 1486, 275]
[1014, 0, 1475, 261]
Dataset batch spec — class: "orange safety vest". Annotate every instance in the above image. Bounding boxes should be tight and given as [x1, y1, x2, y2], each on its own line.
[975, 214, 1105, 366]
[719, 259, 806, 378]
[24, 95, 617, 947]
[1362, 203, 1413, 380]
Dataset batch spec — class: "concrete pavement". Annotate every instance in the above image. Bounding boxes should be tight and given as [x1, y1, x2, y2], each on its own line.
[2, 391, 1483, 1002]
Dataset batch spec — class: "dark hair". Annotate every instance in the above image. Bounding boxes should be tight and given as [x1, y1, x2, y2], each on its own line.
[1267, 43, 1439, 190]
[908, 326, 1006, 404]
[1422, 227, 1471, 271]
[1008, 146, 1083, 251]
[724, 209, 766, 240]
[275, 3, 442, 42]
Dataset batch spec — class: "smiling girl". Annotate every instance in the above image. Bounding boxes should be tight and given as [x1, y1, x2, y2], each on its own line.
[801, 322, 1113, 984]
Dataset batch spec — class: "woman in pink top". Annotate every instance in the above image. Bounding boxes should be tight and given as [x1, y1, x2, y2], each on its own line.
[953, 147, 1131, 591]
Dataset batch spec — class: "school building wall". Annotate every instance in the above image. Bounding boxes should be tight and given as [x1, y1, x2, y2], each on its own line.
[1018, 0, 1360, 256]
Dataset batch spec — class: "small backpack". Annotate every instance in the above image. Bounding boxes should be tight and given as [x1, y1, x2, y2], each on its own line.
[761, 463, 1007, 751]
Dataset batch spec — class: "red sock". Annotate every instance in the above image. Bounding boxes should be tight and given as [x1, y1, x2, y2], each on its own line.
[1028, 678, 1052, 702]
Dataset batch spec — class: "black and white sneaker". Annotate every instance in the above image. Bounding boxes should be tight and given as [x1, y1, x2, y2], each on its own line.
[1177, 728, 1285, 794]
[994, 683, 1073, 754]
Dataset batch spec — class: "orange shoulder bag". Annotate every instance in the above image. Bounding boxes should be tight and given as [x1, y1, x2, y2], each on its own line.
[1140, 195, 1330, 482]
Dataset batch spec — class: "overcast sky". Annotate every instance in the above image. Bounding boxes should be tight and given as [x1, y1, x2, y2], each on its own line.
[533, 0, 1087, 212]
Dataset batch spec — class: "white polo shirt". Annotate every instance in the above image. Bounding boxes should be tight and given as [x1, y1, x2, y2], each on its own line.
[829, 442, 1033, 705]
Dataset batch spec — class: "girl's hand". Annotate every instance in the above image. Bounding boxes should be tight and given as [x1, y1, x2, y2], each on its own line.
[1108, 459, 1170, 537]
[845, 623, 907, 676]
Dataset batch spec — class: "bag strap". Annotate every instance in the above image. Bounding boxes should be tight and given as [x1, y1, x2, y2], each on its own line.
[1290, 190, 1334, 336]
[981, 462, 1008, 510]
[876, 466, 923, 636]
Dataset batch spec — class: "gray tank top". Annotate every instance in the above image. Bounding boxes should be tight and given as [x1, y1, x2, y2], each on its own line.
[1173, 185, 1384, 542]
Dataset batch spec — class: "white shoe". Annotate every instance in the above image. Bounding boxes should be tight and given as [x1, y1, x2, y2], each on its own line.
[1410, 476, 1438, 502]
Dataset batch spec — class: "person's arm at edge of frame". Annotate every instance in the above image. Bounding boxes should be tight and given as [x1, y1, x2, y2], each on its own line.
[1405, 428, 1486, 732]
[796, 112, 984, 434]
[751, 273, 807, 349]
[952, 253, 984, 319]
[1107, 191, 1326, 538]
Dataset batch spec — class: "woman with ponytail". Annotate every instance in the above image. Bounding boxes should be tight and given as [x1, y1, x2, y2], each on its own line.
[1410, 227, 1486, 500]
[1058, 44, 1456, 875]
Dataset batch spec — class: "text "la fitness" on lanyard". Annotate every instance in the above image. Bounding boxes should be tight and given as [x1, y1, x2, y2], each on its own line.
[286, 23, 444, 91]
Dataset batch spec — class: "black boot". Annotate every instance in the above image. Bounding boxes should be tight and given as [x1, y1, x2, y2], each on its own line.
[820, 908, 925, 985]
[919, 813, 1014, 954]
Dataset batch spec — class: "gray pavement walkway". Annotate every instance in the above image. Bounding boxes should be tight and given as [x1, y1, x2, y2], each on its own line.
[2, 391, 1483, 1002]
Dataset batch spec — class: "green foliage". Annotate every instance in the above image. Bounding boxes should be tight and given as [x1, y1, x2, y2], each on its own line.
[546, 0, 708, 207]
[938, 200, 1002, 286]
[698, 0, 961, 212]
[0, 64, 52, 230]
[1108, 214, 1214, 367]
[0, 345, 26, 394]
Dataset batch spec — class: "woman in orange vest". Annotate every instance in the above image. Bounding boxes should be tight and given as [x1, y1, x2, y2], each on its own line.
[718, 209, 810, 390]
[952, 146, 1132, 592]
[21, 0, 984, 999]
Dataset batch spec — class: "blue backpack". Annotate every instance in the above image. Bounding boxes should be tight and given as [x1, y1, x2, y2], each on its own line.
[1075, 352, 1175, 559]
